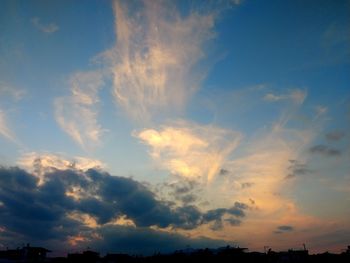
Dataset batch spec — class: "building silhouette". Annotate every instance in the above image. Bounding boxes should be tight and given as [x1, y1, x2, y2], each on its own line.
[1, 244, 350, 263]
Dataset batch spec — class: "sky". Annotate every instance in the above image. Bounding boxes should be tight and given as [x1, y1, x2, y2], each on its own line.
[0, 0, 350, 256]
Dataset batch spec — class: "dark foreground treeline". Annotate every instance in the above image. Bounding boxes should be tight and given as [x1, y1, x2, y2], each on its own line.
[1, 245, 350, 263]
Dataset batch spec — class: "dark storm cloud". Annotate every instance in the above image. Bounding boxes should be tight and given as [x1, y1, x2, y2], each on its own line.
[224, 218, 241, 226]
[286, 160, 312, 179]
[202, 202, 246, 223]
[0, 167, 80, 242]
[325, 131, 345, 141]
[202, 202, 247, 230]
[172, 180, 197, 195]
[164, 180, 199, 205]
[219, 169, 230, 176]
[0, 166, 246, 252]
[278, 225, 294, 231]
[210, 220, 223, 231]
[309, 144, 341, 157]
[91, 225, 229, 255]
[274, 225, 294, 234]
[179, 194, 197, 204]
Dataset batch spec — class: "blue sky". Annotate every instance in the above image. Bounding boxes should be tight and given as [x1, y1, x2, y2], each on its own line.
[0, 0, 349, 255]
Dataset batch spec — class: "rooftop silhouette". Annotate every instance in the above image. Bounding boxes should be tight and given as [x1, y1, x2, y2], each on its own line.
[1, 244, 349, 263]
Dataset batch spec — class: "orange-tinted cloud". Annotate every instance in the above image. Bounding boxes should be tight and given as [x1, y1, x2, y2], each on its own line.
[136, 120, 241, 182]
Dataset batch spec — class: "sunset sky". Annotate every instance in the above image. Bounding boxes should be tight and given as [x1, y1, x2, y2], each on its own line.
[0, 0, 349, 256]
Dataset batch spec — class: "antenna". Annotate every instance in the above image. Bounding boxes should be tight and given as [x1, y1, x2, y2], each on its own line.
[264, 246, 269, 254]
[303, 243, 307, 251]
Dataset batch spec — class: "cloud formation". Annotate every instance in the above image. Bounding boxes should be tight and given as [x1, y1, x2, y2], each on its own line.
[263, 89, 307, 104]
[204, 108, 324, 248]
[231, 0, 243, 5]
[136, 120, 241, 182]
[0, 83, 25, 101]
[286, 160, 312, 179]
[0, 163, 246, 252]
[162, 179, 199, 205]
[91, 225, 228, 255]
[17, 152, 104, 185]
[31, 17, 59, 34]
[0, 110, 16, 143]
[309, 144, 341, 157]
[0, 82, 25, 143]
[55, 71, 105, 149]
[110, 0, 215, 122]
[325, 131, 345, 141]
[274, 225, 294, 234]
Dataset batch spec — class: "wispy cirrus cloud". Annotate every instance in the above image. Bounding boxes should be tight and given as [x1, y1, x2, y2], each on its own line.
[110, 0, 216, 122]
[55, 71, 105, 150]
[263, 89, 307, 104]
[135, 120, 241, 183]
[0, 110, 16, 143]
[51, 0, 225, 150]
[0, 82, 25, 143]
[314, 105, 328, 116]
[0, 83, 26, 101]
[31, 17, 59, 34]
[192, 93, 333, 247]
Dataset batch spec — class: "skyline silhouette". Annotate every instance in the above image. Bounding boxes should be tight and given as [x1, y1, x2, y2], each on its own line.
[1, 243, 350, 263]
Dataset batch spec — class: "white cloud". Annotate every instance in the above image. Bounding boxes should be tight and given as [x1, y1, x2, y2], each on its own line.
[135, 120, 241, 183]
[315, 105, 328, 115]
[0, 82, 25, 101]
[263, 89, 307, 104]
[0, 110, 16, 143]
[18, 152, 105, 185]
[0, 83, 25, 143]
[231, 0, 243, 5]
[110, 0, 216, 122]
[55, 71, 105, 149]
[31, 17, 59, 34]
